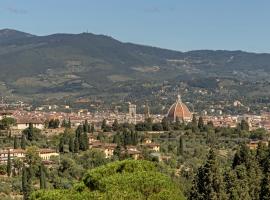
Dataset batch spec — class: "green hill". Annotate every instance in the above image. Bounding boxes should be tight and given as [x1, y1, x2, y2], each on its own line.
[0, 29, 270, 103]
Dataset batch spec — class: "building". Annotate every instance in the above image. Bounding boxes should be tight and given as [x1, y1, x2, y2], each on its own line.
[167, 95, 192, 122]
[14, 118, 45, 130]
[0, 148, 59, 163]
[39, 149, 59, 161]
[247, 140, 269, 150]
[128, 103, 136, 124]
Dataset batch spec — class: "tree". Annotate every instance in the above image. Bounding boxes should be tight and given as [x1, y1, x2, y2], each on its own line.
[7, 151, 11, 177]
[101, 119, 107, 131]
[21, 134, 27, 149]
[14, 135, 18, 149]
[90, 122, 95, 133]
[260, 171, 270, 200]
[67, 118, 71, 128]
[22, 166, 28, 199]
[59, 138, 64, 153]
[74, 137, 79, 153]
[162, 117, 170, 131]
[112, 119, 119, 131]
[189, 149, 227, 200]
[83, 120, 89, 133]
[39, 164, 46, 189]
[192, 114, 197, 126]
[177, 136, 184, 156]
[0, 117, 16, 130]
[22, 165, 32, 200]
[240, 119, 249, 131]
[31, 160, 185, 200]
[69, 137, 74, 153]
[114, 145, 121, 158]
[198, 116, 204, 131]
[23, 123, 41, 141]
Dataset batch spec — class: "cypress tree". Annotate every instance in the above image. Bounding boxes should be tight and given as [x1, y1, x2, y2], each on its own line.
[59, 138, 64, 153]
[101, 119, 107, 131]
[82, 132, 89, 151]
[22, 166, 28, 199]
[112, 119, 119, 131]
[7, 151, 11, 177]
[90, 122, 95, 133]
[198, 116, 204, 131]
[22, 166, 31, 200]
[189, 149, 227, 200]
[14, 136, 18, 149]
[69, 137, 74, 152]
[114, 144, 121, 158]
[177, 136, 184, 156]
[74, 137, 79, 153]
[192, 114, 197, 126]
[21, 134, 27, 149]
[67, 118, 71, 128]
[39, 165, 46, 189]
[83, 120, 89, 133]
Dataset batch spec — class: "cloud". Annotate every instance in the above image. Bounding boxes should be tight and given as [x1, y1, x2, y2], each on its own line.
[7, 7, 28, 15]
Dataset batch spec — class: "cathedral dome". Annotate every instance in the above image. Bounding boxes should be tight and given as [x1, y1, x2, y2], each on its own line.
[167, 95, 192, 122]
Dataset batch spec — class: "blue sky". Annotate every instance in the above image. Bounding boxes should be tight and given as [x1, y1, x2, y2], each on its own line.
[1, 0, 270, 52]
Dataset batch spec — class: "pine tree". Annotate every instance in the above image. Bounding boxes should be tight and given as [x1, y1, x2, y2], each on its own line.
[14, 136, 18, 149]
[189, 149, 227, 200]
[21, 134, 27, 149]
[7, 151, 11, 177]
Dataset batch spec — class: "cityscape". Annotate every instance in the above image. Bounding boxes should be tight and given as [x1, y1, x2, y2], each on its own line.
[1, 1, 270, 200]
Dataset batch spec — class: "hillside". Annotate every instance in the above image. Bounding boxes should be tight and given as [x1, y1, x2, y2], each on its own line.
[0, 29, 270, 105]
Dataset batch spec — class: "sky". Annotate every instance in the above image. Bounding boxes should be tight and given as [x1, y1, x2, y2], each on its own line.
[1, 0, 270, 53]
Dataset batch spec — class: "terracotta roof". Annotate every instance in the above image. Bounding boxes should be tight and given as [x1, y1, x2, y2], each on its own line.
[167, 95, 192, 122]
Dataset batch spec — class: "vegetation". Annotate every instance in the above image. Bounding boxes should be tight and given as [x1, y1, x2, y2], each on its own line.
[30, 160, 185, 200]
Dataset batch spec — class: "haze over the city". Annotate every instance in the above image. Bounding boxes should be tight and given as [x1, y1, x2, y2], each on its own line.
[1, 0, 270, 53]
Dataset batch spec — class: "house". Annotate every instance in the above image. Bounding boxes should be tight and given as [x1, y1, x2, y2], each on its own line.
[0, 148, 59, 163]
[90, 142, 117, 158]
[14, 118, 45, 130]
[125, 145, 141, 160]
[39, 149, 59, 161]
[143, 138, 152, 144]
[144, 143, 160, 152]
[247, 140, 269, 150]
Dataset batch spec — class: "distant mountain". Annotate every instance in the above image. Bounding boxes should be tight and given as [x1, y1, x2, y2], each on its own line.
[0, 29, 269, 102]
[0, 29, 34, 43]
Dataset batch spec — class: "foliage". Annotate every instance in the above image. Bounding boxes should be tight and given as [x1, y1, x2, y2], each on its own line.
[30, 160, 185, 200]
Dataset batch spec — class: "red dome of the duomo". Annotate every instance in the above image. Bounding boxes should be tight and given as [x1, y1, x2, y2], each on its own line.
[167, 95, 192, 122]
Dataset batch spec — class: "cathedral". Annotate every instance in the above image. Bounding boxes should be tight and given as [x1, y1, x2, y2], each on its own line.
[167, 95, 192, 122]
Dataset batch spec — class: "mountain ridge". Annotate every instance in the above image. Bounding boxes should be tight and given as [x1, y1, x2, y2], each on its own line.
[0, 29, 269, 103]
